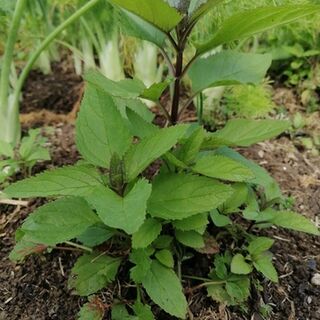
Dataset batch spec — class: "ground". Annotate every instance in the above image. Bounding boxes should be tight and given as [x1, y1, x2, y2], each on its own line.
[0, 61, 319, 320]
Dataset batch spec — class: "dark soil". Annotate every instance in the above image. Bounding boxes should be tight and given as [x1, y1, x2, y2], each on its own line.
[1, 64, 319, 320]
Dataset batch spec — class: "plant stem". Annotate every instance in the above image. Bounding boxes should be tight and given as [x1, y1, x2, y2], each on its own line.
[64, 241, 93, 253]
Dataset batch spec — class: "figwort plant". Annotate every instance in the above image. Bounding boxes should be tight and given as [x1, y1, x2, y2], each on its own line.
[3, 1, 320, 319]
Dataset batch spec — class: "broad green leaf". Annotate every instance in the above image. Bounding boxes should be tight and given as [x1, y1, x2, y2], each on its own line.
[214, 147, 281, 201]
[148, 173, 233, 220]
[175, 230, 205, 248]
[4, 165, 104, 198]
[70, 253, 121, 296]
[132, 218, 162, 249]
[210, 209, 231, 227]
[130, 248, 153, 283]
[189, 51, 272, 94]
[225, 276, 250, 303]
[10, 237, 47, 262]
[214, 254, 228, 280]
[247, 237, 274, 256]
[124, 125, 188, 182]
[152, 235, 173, 249]
[256, 209, 320, 235]
[20, 198, 99, 246]
[205, 119, 290, 147]
[142, 260, 187, 318]
[253, 253, 278, 282]
[87, 180, 152, 234]
[76, 85, 132, 168]
[110, 0, 183, 32]
[231, 254, 252, 275]
[188, 0, 224, 22]
[0, 140, 14, 157]
[119, 9, 166, 47]
[197, 5, 320, 54]
[155, 249, 174, 268]
[133, 301, 155, 320]
[78, 296, 104, 320]
[172, 212, 208, 231]
[207, 284, 231, 305]
[193, 154, 254, 182]
[77, 224, 115, 247]
[141, 80, 172, 101]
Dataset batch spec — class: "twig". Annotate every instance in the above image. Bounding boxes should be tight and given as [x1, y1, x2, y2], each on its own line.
[0, 199, 29, 206]
[64, 241, 92, 253]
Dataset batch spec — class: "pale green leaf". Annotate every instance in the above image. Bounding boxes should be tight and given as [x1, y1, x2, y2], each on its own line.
[188, 0, 224, 22]
[193, 154, 254, 182]
[247, 237, 274, 256]
[0, 140, 14, 158]
[86, 179, 152, 234]
[231, 254, 252, 275]
[189, 51, 272, 94]
[142, 260, 187, 318]
[69, 253, 121, 296]
[132, 218, 162, 249]
[4, 165, 104, 198]
[253, 253, 278, 282]
[210, 210, 231, 227]
[175, 230, 205, 248]
[148, 173, 233, 220]
[155, 249, 174, 268]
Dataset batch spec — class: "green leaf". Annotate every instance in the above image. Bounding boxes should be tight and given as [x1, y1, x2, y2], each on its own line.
[207, 284, 231, 305]
[247, 237, 274, 256]
[214, 147, 282, 201]
[110, 0, 183, 32]
[256, 209, 320, 235]
[152, 235, 173, 249]
[78, 296, 105, 320]
[141, 80, 172, 101]
[0, 140, 14, 157]
[172, 212, 208, 231]
[148, 173, 233, 220]
[155, 249, 174, 268]
[188, 0, 224, 23]
[253, 253, 278, 282]
[189, 51, 272, 94]
[210, 210, 231, 227]
[207, 119, 290, 147]
[132, 218, 162, 249]
[4, 165, 104, 198]
[86, 179, 152, 234]
[78, 224, 115, 247]
[76, 85, 132, 168]
[142, 260, 187, 318]
[231, 254, 252, 275]
[197, 5, 320, 54]
[193, 154, 254, 182]
[20, 198, 99, 246]
[10, 237, 47, 262]
[124, 125, 188, 182]
[133, 301, 155, 320]
[221, 183, 249, 214]
[112, 305, 137, 320]
[175, 230, 205, 248]
[70, 253, 121, 296]
[225, 276, 250, 303]
[130, 248, 153, 283]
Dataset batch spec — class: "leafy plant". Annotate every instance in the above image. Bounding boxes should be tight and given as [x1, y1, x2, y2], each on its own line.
[3, 1, 320, 319]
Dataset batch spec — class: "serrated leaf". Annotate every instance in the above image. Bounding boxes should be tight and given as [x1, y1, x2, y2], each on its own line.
[247, 237, 274, 256]
[148, 173, 233, 220]
[196, 5, 320, 54]
[155, 249, 174, 268]
[4, 165, 104, 198]
[132, 218, 162, 249]
[256, 209, 320, 235]
[133, 301, 155, 320]
[86, 179, 152, 234]
[172, 212, 208, 231]
[253, 253, 278, 282]
[110, 0, 183, 32]
[231, 254, 252, 275]
[152, 235, 173, 249]
[69, 253, 121, 296]
[210, 210, 231, 227]
[78, 224, 115, 247]
[20, 198, 99, 246]
[225, 276, 250, 303]
[124, 125, 188, 182]
[175, 230, 205, 248]
[189, 51, 271, 94]
[193, 154, 254, 182]
[205, 119, 290, 147]
[207, 283, 232, 305]
[76, 85, 132, 168]
[130, 248, 153, 283]
[142, 260, 187, 318]
[78, 296, 105, 320]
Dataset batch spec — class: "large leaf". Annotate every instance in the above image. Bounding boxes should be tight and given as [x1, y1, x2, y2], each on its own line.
[175, 230, 205, 248]
[69, 253, 121, 296]
[148, 173, 233, 220]
[197, 5, 320, 54]
[142, 260, 187, 318]
[124, 125, 188, 182]
[20, 198, 99, 246]
[189, 51, 272, 94]
[76, 85, 132, 168]
[204, 119, 290, 147]
[4, 165, 104, 198]
[86, 179, 152, 234]
[110, 0, 183, 32]
[193, 154, 255, 182]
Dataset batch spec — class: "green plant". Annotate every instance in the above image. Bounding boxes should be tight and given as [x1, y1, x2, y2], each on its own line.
[3, 1, 320, 319]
